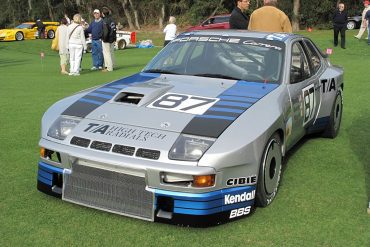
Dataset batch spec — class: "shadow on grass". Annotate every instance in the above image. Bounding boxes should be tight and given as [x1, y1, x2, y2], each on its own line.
[348, 112, 370, 205]
[0, 59, 29, 68]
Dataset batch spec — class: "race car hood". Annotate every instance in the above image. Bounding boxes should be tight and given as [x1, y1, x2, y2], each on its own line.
[58, 73, 279, 148]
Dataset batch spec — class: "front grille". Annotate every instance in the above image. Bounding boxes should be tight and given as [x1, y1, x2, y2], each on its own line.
[70, 136, 91, 148]
[112, 145, 135, 156]
[136, 148, 160, 160]
[63, 163, 153, 220]
[90, 141, 112, 152]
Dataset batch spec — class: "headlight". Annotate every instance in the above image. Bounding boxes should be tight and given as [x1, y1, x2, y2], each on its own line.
[47, 116, 81, 140]
[169, 134, 215, 161]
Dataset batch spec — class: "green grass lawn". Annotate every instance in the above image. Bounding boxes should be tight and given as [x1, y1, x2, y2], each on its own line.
[0, 30, 369, 246]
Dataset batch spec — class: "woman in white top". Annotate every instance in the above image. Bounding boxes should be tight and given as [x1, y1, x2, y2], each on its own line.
[67, 14, 87, 76]
[163, 16, 177, 47]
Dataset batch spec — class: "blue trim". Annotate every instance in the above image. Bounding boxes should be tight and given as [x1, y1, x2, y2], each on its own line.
[208, 107, 244, 114]
[155, 186, 256, 216]
[108, 84, 128, 89]
[37, 175, 52, 186]
[195, 115, 236, 121]
[38, 169, 53, 180]
[38, 162, 64, 174]
[218, 95, 258, 103]
[78, 98, 104, 106]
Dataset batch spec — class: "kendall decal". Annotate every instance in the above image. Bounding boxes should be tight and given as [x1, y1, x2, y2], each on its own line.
[224, 190, 255, 205]
[84, 123, 167, 142]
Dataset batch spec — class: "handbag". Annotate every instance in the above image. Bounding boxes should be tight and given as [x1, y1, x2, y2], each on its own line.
[51, 29, 59, 51]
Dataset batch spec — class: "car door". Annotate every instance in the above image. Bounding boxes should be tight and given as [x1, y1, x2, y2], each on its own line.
[286, 40, 321, 148]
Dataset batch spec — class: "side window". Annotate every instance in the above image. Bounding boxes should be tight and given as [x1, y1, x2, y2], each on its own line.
[290, 42, 311, 84]
[303, 40, 321, 74]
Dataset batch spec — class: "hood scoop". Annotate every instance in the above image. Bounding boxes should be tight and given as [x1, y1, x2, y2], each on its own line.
[114, 92, 144, 105]
[112, 82, 173, 107]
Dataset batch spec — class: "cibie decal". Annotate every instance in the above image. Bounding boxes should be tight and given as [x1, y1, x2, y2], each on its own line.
[147, 93, 219, 115]
[226, 175, 257, 186]
[321, 78, 336, 93]
[230, 206, 252, 219]
[302, 84, 316, 125]
[224, 190, 255, 205]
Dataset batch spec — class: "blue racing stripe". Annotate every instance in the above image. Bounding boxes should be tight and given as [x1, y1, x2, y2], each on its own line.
[215, 101, 252, 108]
[195, 115, 236, 121]
[95, 87, 120, 94]
[87, 93, 114, 100]
[219, 95, 258, 103]
[208, 107, 244, 114]
[78, 98, 104, 106]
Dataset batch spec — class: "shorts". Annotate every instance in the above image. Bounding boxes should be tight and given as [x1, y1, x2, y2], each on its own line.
[60, 54, 69, 66]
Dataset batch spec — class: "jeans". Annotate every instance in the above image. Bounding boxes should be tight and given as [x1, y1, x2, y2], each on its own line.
[92, 39, 103, 68]
[368, 24, 370, 44]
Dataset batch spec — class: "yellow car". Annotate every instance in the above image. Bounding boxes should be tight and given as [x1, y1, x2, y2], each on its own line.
[0, 22, 59, 41]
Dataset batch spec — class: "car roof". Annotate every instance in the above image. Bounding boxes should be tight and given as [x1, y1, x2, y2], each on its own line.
[180, 29, 301, 43]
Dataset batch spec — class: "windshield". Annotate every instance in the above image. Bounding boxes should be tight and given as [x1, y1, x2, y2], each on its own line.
[15, 23, 34, 29]
[143, 35, 285, 83]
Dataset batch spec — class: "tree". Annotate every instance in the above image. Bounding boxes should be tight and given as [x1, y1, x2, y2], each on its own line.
[292, 0, 300, 31]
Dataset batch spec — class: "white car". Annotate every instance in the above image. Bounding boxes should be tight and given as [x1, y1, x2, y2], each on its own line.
[86, 31, 136, 52]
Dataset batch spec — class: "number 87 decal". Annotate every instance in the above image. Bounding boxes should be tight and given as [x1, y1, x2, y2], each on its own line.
[302, 84, 316, 125]
[147, 93, 219, 115]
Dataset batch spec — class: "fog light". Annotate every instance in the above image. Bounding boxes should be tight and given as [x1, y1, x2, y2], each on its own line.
[40, 147, 46, 158]
[193, 175, 215, 187]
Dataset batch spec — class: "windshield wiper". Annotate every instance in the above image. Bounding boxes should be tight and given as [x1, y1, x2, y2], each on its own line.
[143, 69, 179, 74]
[192, 73, 241, 80]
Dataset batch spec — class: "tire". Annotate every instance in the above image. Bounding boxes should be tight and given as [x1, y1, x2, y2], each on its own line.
[255, 133, 283, 207]
[47, 30, 55, 39]
[322, 90, 343, 138]
[86, 43, 92, 53]
[117, 39, 126, 50]
[15, 32, 24, 41]
[346, 21, 355, 30]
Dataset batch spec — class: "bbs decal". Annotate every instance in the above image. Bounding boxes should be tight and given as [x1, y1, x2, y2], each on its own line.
[302, 84, 316, 125]
[230, 206, 251, 219]
[147, 93, 219, 115]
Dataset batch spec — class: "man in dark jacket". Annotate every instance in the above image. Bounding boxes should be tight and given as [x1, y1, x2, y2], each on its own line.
[101, 6, 116, 72]
[333, 2, 348, 49]
[229, 0, 250, 29]
[366, 8, 370, 44]
[85, 9, 104, 70]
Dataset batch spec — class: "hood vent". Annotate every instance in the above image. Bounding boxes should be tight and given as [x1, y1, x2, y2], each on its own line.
[70, 136, 91, 148]
[90, 141, 112, 152]
[112, 145, 135, 156]
[136, 148, 160, 160]
[114, 92, 144, 105]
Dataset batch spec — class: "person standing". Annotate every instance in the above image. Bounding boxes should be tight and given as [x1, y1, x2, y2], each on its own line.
[333, 3, 348, 49]
[102, 6, 116, 72]
[248, 0, 292, 32]
[86, 9, 104, 70]
[365, 8, 370, 44]
[67, 14, 87, 76]
[35, 18, 46, 39]
[163, 16, 177, 46]
[354, 1, 370, 40]
[56, 17, 69, 74]
[229, 0, 250, 29]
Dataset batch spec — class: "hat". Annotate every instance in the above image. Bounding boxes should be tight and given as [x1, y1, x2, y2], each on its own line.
[365, 1, 369, 4]
[93, 9, 100, 14]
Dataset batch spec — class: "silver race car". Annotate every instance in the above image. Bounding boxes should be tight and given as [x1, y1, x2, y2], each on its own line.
[37, 30, 343, 226]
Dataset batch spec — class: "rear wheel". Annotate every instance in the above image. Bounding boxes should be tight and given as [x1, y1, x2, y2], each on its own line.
[255, 133, 283, 207]
[47, 30, 55, 39]
[117, 39, 126, 50]
[322, 90, 343, 138]
[15, 32, 24, 41]
[86, 43, 92, 53]
[346, 21, 355, 30]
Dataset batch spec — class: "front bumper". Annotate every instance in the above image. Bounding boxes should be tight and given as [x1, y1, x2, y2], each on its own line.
[37, 161, 256, 227]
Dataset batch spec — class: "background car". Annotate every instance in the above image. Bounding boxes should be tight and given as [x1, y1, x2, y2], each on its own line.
[85, 31, 136, 53]
[347, 14, 362, 30]
[186, 14, 230, 31]
[0, 21, 59, 41]
[37, 30, 343, 227]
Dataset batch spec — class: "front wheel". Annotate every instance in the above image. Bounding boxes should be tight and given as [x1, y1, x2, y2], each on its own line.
[117, 39, 126, 50]
[346, 21, 355, 30]
[255, 133, 283, 207]
[47, 30, 55, 39]
[322, 90, 343, 138]
[15, 32, 24, 41]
